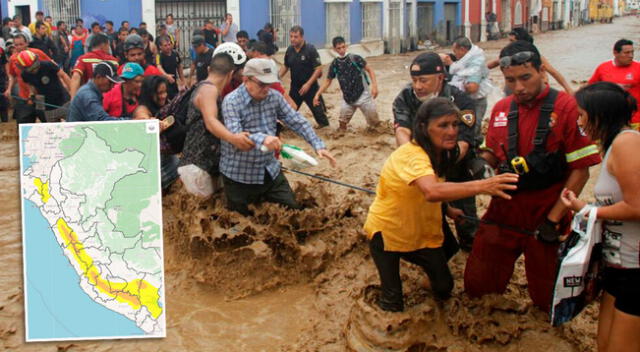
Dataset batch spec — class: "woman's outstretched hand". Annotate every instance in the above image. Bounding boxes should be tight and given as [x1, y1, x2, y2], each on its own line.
[480, 173, 519, 200]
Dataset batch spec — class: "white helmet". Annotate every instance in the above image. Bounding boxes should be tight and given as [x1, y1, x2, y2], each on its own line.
[213, 42, 247, 66]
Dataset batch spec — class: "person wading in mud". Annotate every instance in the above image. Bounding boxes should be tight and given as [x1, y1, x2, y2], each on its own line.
[464, 41, 601, 312]
[393, 52, 484, 251]
[561, 82, 640, 352]
[220, 58, 337, 215]
[313, 36, 380, 132]
[364, 97, 519, 312]
[279, 25, 330, 128]
[178, 53, 254, 198]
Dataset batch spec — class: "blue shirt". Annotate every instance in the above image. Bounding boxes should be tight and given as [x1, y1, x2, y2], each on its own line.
[220, 85, 326, 184]
[67, 81, 119, 122]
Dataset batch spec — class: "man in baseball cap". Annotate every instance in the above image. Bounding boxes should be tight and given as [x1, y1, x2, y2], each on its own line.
[244, 58, 279, 82]
[68, 61, 123, 121]
[241, 58, 279, 101]
[190, 34, 215, 85]
[94, 61, 123, 84]
[218, 57, 336, 216]
[392, 51, 482, 251]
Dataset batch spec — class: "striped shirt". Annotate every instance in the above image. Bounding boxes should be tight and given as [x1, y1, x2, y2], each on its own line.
[220, 85, 325, 184]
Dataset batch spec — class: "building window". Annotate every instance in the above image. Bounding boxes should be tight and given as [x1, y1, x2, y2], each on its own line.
[271, 0, 301, 49]
[326, 2, 350, 46]
[155, 0, 227, 66]
[43, 0, 80, 29]
[362, 2, 382, 40]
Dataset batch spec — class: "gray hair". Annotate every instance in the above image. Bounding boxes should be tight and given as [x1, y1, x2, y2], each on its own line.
[453, 37, 472, 50]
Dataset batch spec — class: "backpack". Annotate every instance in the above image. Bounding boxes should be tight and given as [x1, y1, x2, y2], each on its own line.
[156, 83, 202, 154]
[332, 53, 370, 85]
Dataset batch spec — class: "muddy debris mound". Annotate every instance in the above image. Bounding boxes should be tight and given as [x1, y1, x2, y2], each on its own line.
[344, 283, 583, 352]
[162, 180, 367, 299]
[346, 285, 452, 352]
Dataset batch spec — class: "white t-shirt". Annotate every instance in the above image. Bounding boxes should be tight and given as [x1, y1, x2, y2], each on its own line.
[220, 22, 238, 43]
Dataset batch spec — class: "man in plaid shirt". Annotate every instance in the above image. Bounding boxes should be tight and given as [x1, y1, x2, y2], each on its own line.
[221, 58, 336, 215]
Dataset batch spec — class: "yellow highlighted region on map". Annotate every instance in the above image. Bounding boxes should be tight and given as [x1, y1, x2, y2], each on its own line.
[55, 218, 163, 319]
[33, 178, 51, 203]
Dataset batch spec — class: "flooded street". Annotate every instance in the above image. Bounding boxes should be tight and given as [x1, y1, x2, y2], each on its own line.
[0, 16, 638, 352]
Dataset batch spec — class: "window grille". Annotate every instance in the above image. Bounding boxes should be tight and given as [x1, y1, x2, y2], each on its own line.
[43, 0, 80, 29]
[155, 0, 227, 66]
[270, 0, 301, 49]
[362, 2, 382, 40]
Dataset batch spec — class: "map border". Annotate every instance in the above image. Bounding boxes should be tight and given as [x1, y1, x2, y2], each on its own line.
[19, 119, 167, 342]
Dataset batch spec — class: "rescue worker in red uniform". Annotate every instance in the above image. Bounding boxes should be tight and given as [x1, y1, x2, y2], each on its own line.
[588, 39, 640, 130]
[464, 40, 602, 312]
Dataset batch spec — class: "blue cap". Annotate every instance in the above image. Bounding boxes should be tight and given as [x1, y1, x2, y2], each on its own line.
[120, 62, 144, 80]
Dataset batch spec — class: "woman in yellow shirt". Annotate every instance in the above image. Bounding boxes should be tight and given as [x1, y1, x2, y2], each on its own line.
[364, 97, 518, 312]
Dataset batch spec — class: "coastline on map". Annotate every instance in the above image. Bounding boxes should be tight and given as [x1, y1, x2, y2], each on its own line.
[22, 200, 147, 341]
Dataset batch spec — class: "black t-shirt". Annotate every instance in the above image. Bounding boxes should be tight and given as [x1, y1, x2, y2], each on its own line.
[21, 61, 69, 109]
[145, 44, 156, 67]
[158, 50, 181, 79]
[328, 54, 367, 104]
[114, 42, 126, 64]
[195, 48, 214, 82]
[203, 29, 218, 47]
[29, 36, 57, 59]
[0, 48, 7, 88]
[392, 83, 478, 148]
[284, 42, 322, 89]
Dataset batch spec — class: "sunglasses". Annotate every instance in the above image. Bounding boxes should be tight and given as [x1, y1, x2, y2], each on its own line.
[499, 51, 535, 68]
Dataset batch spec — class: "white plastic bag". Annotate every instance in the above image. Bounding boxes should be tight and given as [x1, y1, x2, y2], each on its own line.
[178, 164, 215, 198]
[550, 205, 603, 326]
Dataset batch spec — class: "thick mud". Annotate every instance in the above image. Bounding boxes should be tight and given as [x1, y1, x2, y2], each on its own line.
[162, 179, 367, 299]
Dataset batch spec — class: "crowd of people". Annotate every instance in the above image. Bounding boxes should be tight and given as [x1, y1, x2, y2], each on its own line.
[3, 10, 639, 350]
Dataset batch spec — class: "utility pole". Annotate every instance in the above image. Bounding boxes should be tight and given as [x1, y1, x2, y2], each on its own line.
[481, 0, 488, 41]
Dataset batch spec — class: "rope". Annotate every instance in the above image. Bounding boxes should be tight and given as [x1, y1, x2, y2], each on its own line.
[10, 94, 69, 110]
[282, 167, 376, 195]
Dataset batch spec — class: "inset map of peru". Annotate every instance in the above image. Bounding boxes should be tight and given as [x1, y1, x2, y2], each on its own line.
[19, 120, 165, 341]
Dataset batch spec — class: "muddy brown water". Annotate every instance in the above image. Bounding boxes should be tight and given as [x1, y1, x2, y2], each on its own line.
[1, 17, 637, 351]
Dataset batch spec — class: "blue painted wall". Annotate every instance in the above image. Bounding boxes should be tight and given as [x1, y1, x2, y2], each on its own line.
[1, 0, 7, 21]
[418, 0, 461, 26]
[240, 0, 270, 40]
[300, 0, 325, 48]
[79, 0, 141, 28]
[350, 0, 362, 44]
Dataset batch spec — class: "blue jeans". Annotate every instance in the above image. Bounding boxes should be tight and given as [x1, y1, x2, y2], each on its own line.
[161, 154, 180, 190]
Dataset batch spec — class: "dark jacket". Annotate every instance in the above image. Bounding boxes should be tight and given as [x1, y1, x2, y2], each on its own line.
[392, 82, 480, 148]
[29, 36, 58, 59]
[68, 81, 119, 122]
